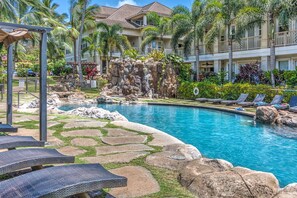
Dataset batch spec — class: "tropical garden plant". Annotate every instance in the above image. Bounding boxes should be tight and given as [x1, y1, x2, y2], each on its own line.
[97, 23, 131, 73]
[235, 0, 297, 87]
[141, 12, 170, 52]
[82, 32, 102, 63]
[171, 0, 206, 81]
[204, 0, 245, 82]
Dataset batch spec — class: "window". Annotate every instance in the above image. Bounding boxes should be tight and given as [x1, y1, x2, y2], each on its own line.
[279, 60, 289, 71]
[151, 41, 156, 49]
[135, 20, 143, 26]
[294, 60, 297, 69]
[248, 26, 255, 37]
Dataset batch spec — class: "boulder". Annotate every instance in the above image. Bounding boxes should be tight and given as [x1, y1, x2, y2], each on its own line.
[145, 144, 202, 171]
[275, 183, 297, 198]
[255, 106, 280, 124]
[179, 160, 279, 198]
[279, 111, 297, 128]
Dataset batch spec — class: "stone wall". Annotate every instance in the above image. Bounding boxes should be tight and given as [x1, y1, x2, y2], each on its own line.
[104, 58, 178, 98]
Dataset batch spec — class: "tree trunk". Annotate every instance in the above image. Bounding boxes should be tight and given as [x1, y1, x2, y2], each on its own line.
[73, 39, 77, 63]
[77, 0, 88, 87]
[270, 39, 276, 87]
[228, 40, 233, 82]
[195, 43, 200, 82]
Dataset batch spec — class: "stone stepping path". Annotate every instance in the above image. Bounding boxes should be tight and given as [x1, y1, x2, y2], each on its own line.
[96, 144, 154, 155]
[71, 138, 97, 147]
[105, 128, 137, 137]
[58, 146, 87, 156]
[63, 120, 107, 129]
[82, 151, 149, 164]
[61, 129, 102, 137]
[108, 166, 160, 198]
[149, 132, 183, 147]
[101, 135, 147, 146]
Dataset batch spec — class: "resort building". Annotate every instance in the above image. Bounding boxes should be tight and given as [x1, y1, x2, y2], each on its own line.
[65, 1, 297, 75]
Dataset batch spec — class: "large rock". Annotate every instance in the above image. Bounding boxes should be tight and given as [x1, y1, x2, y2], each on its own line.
[66, 107, 127, 121]
[275, 183, 297, 198]
[255, 106, 280, 124]
[279, 111, 297, 128]
[145, 144, 202, 171]
[179, 159, 279, 198]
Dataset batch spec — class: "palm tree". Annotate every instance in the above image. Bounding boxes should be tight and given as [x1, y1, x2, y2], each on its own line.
[235, 0, 297, 87]
[68, 0, 99, 86]
[82, 32, 102, 63]
[97, 23, 131, 73]
[171, 0, 206, 81]
[204, 0, 244, 82]
[140, 12, 170, 52]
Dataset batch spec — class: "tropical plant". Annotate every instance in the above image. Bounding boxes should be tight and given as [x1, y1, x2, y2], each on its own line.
[124, 48, 139, 59]
[171, 0, 206, 81]
[234, 63, 267, 84]
[147, 50, 165, 61]
[140, 12, 170, 52]
[97, 23, 131, 73]
[235, 0, 297, 87]
[82, 32, 102, 62]
[85, 66, 98, 80]
[204, 0, 245, 82]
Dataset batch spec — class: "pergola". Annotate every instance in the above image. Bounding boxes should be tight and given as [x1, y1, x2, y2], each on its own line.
[0, 22, 52, 142]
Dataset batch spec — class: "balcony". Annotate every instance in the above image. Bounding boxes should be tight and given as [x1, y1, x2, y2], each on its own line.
[218, 36, 261, 53]
[275, 30, 297, 46]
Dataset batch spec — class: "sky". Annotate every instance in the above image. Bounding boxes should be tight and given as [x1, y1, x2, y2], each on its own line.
[54, 0, 193, 15]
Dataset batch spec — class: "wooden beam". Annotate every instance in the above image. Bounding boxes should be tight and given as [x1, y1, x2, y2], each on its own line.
[6, 44, 13, 125]
[39, 32, 47, 142]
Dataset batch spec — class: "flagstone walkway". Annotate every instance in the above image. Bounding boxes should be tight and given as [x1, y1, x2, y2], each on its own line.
[0, 110, 194, 197]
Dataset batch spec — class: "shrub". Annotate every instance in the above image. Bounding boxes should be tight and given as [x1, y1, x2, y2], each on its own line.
[284, 70, 297, 87]
[124, 49, 139, 59]
[235, 63, 267, 84]
[178, 82, 283, 103]
[147, 50, 165, 61]
[16, 68, 27, 77]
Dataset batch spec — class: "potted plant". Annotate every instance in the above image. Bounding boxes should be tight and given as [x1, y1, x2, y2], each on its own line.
[85, 66, 98, 88]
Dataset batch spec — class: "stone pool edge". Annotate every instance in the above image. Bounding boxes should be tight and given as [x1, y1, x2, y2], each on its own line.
[147, 102, 255, 117]
[111, 120, 297, 197]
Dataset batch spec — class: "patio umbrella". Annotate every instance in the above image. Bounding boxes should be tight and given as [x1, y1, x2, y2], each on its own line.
[0, 28, 31, 47]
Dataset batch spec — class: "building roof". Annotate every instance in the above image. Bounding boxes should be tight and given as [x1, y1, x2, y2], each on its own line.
[96, 2, 172, 30]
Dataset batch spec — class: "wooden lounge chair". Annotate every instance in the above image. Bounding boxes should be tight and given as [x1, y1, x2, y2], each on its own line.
[238, 94, 266, 107]
[0, 164, 127, 198]
[255, 95, 284, 106]
[221, 94, 249, 106]
[0, 148, 74, 175]
[0, 136, 44, 150]
[0, 124, 17, 132]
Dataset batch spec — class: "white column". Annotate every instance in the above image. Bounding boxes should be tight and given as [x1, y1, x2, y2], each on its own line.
[143, 15, 147, 26]
[260, 56, 270, 71]
[214, 60, 221, 73]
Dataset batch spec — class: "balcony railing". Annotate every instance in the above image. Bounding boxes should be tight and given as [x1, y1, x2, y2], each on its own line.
[218, 36, 261, 53]
[275, 30, 297, 46]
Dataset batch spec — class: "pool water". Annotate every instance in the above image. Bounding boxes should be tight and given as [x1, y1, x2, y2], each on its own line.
[60, 103, 297, 187]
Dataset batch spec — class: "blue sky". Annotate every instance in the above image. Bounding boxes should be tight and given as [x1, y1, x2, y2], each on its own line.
[54, 0, 193, 15]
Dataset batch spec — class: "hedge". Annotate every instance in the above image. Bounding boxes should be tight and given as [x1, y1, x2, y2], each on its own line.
[178, 82, 296, 103]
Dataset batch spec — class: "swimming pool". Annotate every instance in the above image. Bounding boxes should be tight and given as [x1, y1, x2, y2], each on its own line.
[60, 103, 297, 187]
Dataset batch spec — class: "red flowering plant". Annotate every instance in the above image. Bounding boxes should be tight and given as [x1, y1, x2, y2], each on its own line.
[85, 66, 98, 80]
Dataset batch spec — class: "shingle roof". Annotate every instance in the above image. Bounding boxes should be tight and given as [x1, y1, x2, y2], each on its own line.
[96, 2, 172, 30]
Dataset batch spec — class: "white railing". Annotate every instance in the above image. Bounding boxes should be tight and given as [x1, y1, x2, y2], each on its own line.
[275, 30, 297, 46]
[219, 36, 261, 53]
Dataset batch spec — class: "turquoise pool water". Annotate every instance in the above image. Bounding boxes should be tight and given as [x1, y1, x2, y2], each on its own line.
[60, 103, 297, 187]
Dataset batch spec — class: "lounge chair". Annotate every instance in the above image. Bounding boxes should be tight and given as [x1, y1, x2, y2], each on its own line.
[196, 98, 208, 103]
[0, 164, 127, 198]
[238, 94, 266, 107]
[208, 98, 223, 104]
[284, 96, 297, 112]
[0, 136, 44, 150]
[221, 94, 249, 106]
[0, 124, 17, 132]
[255, 95, 283, 106]
[0, 148, 74, 175]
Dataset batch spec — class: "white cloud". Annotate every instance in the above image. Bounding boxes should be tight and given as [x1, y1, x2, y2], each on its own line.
[117, 0, 137, 7]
